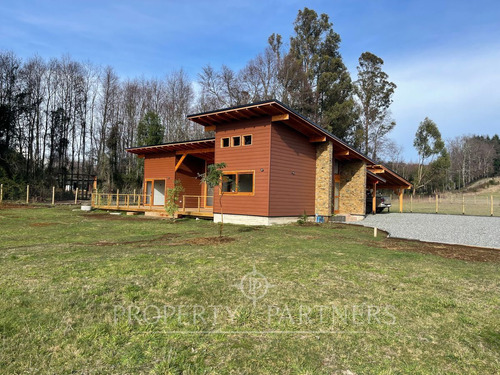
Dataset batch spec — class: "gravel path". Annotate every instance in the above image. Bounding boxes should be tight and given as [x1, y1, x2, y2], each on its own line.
[353, 213, 500, 249]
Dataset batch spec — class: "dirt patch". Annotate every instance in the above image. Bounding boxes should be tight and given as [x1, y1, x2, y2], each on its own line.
[0, 203, 42, 210]
[83, 213, 152, 221]
[376, 237, 500, 263]
[182, 236, 235, 245]
[90, 233, 234, 247]
[92, 233, 181, 247]
[30, 222, 57, 227]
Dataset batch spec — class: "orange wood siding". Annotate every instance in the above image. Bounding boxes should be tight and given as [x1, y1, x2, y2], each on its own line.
[144, 153, 175, 189]
[214, 117, 271, 216]
[175, 155, 204, 198]
[269, 122, 316, 216]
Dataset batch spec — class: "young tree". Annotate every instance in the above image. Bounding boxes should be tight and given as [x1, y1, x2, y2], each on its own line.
[200, 162, 228, 237]
[354, 52, 397, 159]
[165, 180, 184, 219]
[413, 117, 445, 194]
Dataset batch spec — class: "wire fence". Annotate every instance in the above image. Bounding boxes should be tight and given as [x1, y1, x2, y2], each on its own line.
[400, 194, 499, 217]
[0, 183, 140, 206]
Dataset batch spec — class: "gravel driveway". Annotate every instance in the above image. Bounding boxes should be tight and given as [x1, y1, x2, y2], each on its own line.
[354, 213, 500, 249]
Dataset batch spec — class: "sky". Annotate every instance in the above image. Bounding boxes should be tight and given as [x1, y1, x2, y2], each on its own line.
[1, 0, 499, 161]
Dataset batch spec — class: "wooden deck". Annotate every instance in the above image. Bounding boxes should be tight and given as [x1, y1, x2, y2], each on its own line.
[91, 192, 213, 218]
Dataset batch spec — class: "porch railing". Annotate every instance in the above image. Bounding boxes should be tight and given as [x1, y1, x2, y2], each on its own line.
[92, 192, 152, 209]
[180, 195, 213, 213]
[90, 192, 213, 213]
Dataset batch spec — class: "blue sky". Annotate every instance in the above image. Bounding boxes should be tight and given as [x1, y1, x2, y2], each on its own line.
[1, 0, 499, 161]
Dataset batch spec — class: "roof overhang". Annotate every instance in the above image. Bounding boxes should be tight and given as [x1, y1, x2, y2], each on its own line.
[367, 170, 387, 184]
[187, 100, 374, 164]
[367, 164, 412, 190]
[126, 138, 215, 157]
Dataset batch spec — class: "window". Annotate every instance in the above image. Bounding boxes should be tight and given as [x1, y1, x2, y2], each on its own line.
[232, 136, 241, 147]
[222, 174, 236, 193]
[221, 171, 254, 195]
[238, 173, 253, 192]
[221, 138, 230, 148]
[243, 135, 252, 146]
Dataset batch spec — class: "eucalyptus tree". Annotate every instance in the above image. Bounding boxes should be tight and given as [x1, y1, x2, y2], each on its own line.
[354, 52, 397, 159]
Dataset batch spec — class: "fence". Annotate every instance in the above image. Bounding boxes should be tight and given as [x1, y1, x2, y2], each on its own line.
[400, 193, 498, 217]
[0, 183, 141, 207]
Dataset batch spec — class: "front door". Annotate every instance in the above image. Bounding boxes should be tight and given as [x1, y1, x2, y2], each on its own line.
[205, 184, 214, 207]
[153, 180, 165, 206]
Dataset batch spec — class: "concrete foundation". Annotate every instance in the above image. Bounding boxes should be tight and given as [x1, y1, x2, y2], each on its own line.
[213, 213, 312, 226]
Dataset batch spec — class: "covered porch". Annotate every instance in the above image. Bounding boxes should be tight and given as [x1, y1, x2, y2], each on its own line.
[92, 139, 216, 218]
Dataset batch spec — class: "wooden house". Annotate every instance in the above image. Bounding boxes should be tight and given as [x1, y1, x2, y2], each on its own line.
[92, 100, 411, 224]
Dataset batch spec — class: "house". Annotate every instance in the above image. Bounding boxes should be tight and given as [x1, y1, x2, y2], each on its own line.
[92, 100, 411, 224]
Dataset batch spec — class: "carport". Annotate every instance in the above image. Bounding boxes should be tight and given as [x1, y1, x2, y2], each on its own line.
[367, 165, 412, 214]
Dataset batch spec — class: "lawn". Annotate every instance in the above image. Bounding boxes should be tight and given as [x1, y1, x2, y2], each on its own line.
[0, 206, 499, 374]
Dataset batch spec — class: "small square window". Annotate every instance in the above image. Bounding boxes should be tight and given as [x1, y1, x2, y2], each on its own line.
[221, 138, 230, 148]
[232, 136, 241, 147]
[243, 135, 252, 146]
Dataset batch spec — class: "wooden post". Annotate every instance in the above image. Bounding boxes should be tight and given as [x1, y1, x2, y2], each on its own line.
[435, 193, 438, 213]
[462, 194, 465, 215]
[372, 182, 377, 215]
[410, 194, 413, 213]
[26, 184, 29, 204]
[399, 189, 403, 213]
[0, 183, 3, 204]
[182, 195, 186, 212]
[133, 189, 136, 203]
[116, 190, 119, 208]
[198, 196, 201, 212]
[51, 186, 55, 205]
[374, 227, 378, 237]
[126, 194, 129, 208]
[74, 188, 78, 205]
[491, 195, 494, 217]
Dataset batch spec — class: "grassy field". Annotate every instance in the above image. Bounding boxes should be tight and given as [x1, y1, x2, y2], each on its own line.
[401, 194, 500, 216]
[398, 177, 500, 216]
[0, 206, 499, 374]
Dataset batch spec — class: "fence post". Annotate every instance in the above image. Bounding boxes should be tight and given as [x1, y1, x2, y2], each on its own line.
[435, 193, 438, 213]
[26, 184, 29, 204]
[462, 194, 465, 215]
[133, 189, 136, 203]
[410, 195, 413, 213]
[74, 188, 78, 205]
[116, 189, 119, 208]
[491, 195, 494, 217]
[0, 183, 3, 204]
[52, 186, 55, 205]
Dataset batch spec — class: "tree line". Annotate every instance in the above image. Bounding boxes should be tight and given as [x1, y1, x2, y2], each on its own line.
[0, 7, 498, 199]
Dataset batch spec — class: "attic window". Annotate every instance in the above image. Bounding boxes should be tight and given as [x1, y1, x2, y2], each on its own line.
[221, 138, 230, 148]
[243, 135, 252, 146]
[232, 136, 241, 147]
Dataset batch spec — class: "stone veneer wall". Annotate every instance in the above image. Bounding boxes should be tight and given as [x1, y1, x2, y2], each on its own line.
[339, 160, 366, 215]
[315, 141, 333, 217]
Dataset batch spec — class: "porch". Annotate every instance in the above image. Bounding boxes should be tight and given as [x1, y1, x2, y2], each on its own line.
[91, 192, 213, 218]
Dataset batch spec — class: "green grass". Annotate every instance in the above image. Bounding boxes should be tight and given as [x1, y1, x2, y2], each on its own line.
[0, 206, 499, 374]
